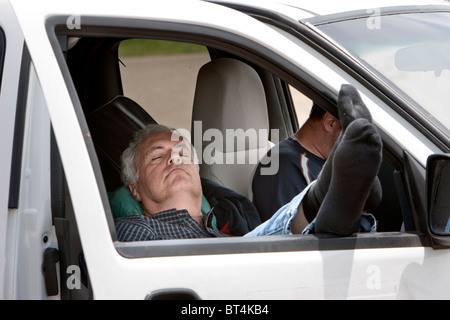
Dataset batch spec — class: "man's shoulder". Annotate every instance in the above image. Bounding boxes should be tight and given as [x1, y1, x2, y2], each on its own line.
[114, 210, 185, 225]
[114, 214, 157, 242]
[115, 213, 148, 224]
[280, 137, 325, 166]
[271, 137, 302, 159]
[279, 137, 308, 154]
[270, 137, 306, 166]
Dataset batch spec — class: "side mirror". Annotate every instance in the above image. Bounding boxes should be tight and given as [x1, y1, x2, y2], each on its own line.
[427, 153, 450, 248]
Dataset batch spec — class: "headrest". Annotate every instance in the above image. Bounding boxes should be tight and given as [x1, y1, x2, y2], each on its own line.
[86, 95, 156, 190]
[192, 58, 269, 152]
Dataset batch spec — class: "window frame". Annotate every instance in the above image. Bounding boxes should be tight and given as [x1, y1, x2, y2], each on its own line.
[46, 15, 429, 259]
[8, 43, 29, 209]
[0, 27, 5, 92]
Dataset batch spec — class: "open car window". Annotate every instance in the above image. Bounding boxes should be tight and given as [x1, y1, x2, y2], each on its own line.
[119, 39, 210, 132]
[49, 16, 427, 259]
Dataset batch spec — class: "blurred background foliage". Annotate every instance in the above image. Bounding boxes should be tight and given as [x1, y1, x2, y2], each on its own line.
[119, 39, 207, 57]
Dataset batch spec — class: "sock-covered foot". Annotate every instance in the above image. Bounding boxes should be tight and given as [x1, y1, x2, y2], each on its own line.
[313, 118, 382, 236]
[302, 84, 381, 221]
[337, 84, 373, 130]
[338, 84, 382, 211]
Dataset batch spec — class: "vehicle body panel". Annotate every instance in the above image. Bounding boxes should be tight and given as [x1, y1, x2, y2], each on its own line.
[0, 0, 448, 300]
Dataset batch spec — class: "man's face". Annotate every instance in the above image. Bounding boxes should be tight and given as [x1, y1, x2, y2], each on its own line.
[131, 131, 202, 213]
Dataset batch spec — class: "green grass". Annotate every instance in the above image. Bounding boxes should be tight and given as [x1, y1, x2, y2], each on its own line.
[119, 39, 207, 57]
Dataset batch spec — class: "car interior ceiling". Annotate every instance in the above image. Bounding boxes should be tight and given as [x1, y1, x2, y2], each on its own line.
[65, 36, 410, 234]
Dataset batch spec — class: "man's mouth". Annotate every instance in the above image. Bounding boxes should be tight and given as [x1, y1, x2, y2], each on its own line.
[166, 166, 188, 178]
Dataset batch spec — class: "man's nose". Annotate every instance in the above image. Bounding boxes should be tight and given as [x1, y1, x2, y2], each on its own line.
[169, 147, 183, 165]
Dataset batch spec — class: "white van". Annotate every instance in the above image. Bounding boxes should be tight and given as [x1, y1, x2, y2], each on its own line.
[1, 0, 449, 300]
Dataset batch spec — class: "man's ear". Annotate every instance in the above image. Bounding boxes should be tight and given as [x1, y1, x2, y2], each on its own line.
[322, 112, 340, 132]
[128, 183, 142, 202]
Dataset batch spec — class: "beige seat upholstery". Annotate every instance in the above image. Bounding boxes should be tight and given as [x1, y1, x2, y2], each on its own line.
[191, 58, 273, 198]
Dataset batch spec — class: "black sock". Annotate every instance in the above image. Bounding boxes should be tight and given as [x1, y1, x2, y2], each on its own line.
[336, 84, 382, 212]
[302, 84, 382, 222]
[313, 119, 382, 235]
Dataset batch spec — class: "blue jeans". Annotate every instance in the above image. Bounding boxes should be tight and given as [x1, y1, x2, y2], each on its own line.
[244, 182, 377, 237]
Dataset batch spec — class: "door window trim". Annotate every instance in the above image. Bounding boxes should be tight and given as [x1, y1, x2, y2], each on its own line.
[45, 15, 429, 259]
[8, 43, 29, 209]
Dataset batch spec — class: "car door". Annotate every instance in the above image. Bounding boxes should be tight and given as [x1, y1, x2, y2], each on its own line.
[11, 0, 450, 300]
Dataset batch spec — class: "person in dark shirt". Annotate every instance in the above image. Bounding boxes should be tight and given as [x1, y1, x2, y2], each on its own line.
[252, 104, 340, 222]
[115, 84, 382, 241]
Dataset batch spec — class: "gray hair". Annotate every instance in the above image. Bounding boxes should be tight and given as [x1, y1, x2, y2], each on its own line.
[121, 124, 174, 185]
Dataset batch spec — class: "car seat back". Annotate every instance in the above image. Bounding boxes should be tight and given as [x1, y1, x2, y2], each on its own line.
[191, 58, 273, 198]
[86, 95, 156, 191]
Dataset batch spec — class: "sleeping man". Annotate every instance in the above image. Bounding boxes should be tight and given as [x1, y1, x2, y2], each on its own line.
[114, 84, 382, 241]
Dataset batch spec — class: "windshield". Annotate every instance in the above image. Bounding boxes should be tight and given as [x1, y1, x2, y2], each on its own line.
[316, 11, 450, 136]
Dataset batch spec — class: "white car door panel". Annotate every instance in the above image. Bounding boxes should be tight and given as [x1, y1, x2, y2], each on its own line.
[7, 0, 450, 299]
